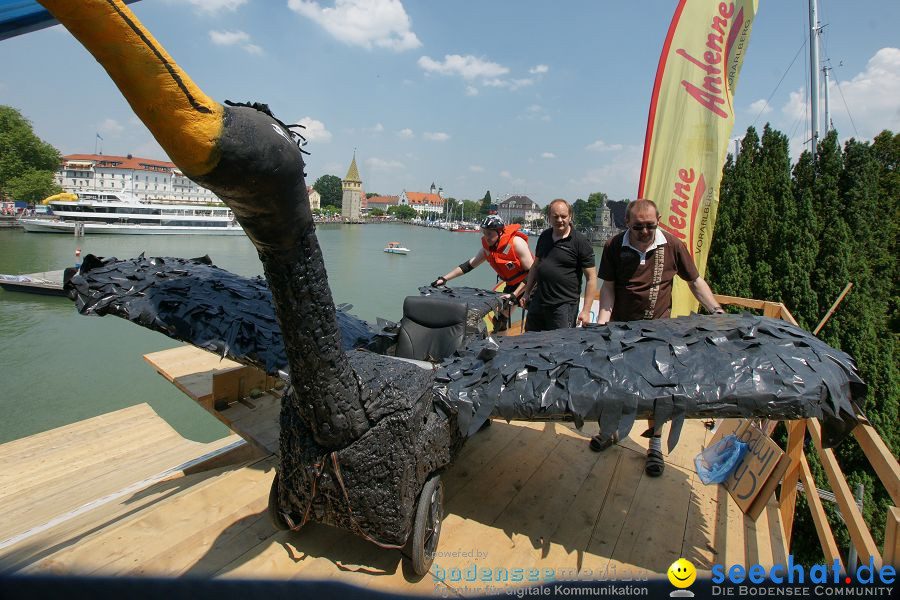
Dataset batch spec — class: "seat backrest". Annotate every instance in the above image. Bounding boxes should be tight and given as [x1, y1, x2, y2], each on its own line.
[395, 295, 468, 361]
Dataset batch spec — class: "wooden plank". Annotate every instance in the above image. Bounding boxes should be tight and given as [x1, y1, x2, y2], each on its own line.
[490, 424, 602, 559]
[681, 471, 721, 570]
[609, 460, 694, 574]
[779, 420, 807, 543]
[884, 506, 900, 570]
[0, 437, 248, 571]
[441, 420, 524, 502]
[808, 419, 882, 569]
[24, 457, 276, 575]
[0, 404, 160, 463]
[584, 449, 648, 559]
[798, 453, 844, 569]
[852, 423, 900, 506]
[445, 423, 562, 524]
[743, 496, 775, 567]
[714, 483, 746, 569]
[713, 294, 767, 310]
[762, 496, 788, 566]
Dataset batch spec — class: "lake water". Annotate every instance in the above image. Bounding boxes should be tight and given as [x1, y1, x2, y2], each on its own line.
[0, 224, 600, 444]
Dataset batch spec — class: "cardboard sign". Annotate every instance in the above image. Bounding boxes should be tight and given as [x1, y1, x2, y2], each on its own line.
[709, 418, 792, 520]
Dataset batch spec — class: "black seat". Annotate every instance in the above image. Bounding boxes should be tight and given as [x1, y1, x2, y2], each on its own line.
[395, 296, 468, 362]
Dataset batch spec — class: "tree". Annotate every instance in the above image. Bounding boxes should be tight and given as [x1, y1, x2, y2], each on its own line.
[479, 190, 492, 216]
[369, 208, 385, 217]
[7, 169, 60, 204]
[365, 192, 380, 199]
[0, 105, 61, 201]
[462, 200, 481, 222]
[387, 204, 416, 220]
[313, 174, 342, 208]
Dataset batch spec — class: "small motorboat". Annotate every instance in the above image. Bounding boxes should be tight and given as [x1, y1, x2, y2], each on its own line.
[383, 241, 410, 254]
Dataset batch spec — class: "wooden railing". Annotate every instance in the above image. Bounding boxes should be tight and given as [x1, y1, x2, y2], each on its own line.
[712, 293, 900, 570]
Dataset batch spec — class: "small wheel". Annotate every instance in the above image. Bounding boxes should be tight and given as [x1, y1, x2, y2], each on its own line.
[267, 472, 289, 531]
[409, 474, 444, 576]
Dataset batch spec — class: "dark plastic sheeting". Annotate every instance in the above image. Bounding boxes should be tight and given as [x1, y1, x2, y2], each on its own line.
[434, 313, 866, 449]
[67, 253, 380, 375]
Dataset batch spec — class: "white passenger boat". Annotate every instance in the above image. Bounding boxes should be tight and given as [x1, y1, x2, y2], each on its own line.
[20, 192, 245, 236]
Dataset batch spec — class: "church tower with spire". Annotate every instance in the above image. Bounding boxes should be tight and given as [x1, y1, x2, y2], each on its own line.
[341, 151, 363, 221]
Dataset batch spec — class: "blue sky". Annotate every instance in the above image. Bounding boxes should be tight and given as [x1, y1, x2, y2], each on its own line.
[1, 0, 897, 205]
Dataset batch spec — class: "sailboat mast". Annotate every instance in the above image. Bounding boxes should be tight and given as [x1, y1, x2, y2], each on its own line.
[823, 65, 832, 133]
[809, 0, 821, 157]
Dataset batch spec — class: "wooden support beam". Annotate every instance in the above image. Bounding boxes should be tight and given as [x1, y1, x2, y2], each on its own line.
[799, 453, 844, 569]
[808, 419, 882, 570]
[851, 424, 900, 507]
[884, 506, 900, 569]
[779, 420, 807, 543]
[713, 294, 767, 310]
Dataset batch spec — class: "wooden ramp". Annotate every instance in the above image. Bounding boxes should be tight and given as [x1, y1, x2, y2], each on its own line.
[0, 403, 252, 572]
[2, 346, 789, 594]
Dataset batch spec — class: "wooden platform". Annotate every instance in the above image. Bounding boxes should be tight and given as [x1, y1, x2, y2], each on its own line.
[0, 270, 66, 296]
[0, 344, 789, 593]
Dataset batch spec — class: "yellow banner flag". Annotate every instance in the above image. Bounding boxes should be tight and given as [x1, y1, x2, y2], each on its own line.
[638, 0, 758, 315]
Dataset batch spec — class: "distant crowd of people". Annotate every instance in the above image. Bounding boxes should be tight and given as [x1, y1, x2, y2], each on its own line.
[432, 198, 726, 478]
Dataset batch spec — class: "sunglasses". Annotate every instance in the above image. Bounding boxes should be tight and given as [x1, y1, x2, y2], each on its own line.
[630, 223, 658, 231]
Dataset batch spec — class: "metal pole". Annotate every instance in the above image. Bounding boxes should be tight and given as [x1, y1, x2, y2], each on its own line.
[823, 65, 832, 132]
[809, 0, 820, 157]
[847, 483, 865, 572]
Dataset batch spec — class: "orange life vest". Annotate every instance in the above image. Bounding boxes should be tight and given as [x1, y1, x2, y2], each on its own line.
[482, 224, 531, 285]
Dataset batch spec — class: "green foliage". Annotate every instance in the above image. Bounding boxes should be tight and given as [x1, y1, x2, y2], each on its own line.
[463, 199, 481, 221]
[6, 169, 60, 203]
[709, 125, 899, 566]
[369, 208, 385, 217]
[479, 190, 492, 216]
[313, 174, 342, 208]
[0, 105, 61, 202]
[572, 192, 609, 230]
[365, 192, 379, 198]
[388, 204, 416, 220]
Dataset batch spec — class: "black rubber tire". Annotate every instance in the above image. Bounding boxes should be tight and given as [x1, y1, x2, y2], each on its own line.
[408, 474, 444, 577]
[267, 472, 290, 531]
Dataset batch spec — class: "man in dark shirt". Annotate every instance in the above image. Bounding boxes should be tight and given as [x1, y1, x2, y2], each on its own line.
[592, 198, 723, 476]
[520, 199, 597, 331]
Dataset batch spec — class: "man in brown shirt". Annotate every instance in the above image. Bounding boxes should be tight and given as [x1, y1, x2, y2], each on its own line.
[592, 199, 723, 476]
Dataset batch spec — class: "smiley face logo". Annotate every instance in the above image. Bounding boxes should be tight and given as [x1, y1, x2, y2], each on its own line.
[667, 558, 696, 588]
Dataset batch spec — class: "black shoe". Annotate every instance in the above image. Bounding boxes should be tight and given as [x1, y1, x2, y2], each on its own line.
[589, 433, 618, 452]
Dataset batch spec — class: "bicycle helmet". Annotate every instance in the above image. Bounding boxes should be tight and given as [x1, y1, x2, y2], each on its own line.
[480, 215, 505, 231]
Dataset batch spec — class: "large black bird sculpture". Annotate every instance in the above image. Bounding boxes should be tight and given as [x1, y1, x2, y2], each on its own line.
[44, 0, 865, 574]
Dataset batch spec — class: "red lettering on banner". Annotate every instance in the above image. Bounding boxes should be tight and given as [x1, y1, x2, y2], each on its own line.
[659, 168, 697, 241]
[675, 2, 735, 119]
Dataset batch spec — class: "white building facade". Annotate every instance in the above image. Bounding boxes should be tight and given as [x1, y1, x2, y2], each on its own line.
[55, 154, 223, 205]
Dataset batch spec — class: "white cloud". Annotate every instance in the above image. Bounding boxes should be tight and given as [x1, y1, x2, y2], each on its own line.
[483, 77, 534, 90]
[529, 64, 549, 75]
[465, 86, 479, 97]
[209, 29, 263, 54]
[499, 170, 512, 179]
[586, 139, 624, 152]
[418, 54, 509, 79]
[781, 48, 900, 141]
[364, 123, 384, 134]
[397, 128, 415, 139]
[366, 157, 405, 170]
[469, 165, 484, 172]
[423, 132, 450, 141]
[288, 0, 421, 51]
[185, 0, 247, 13]
[98, 118, 124, 136]
[295, 117, 332, 142]
[541, 152, 556, 159]
[209, 30, 249, 45]
[749, 98, 772, 116]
